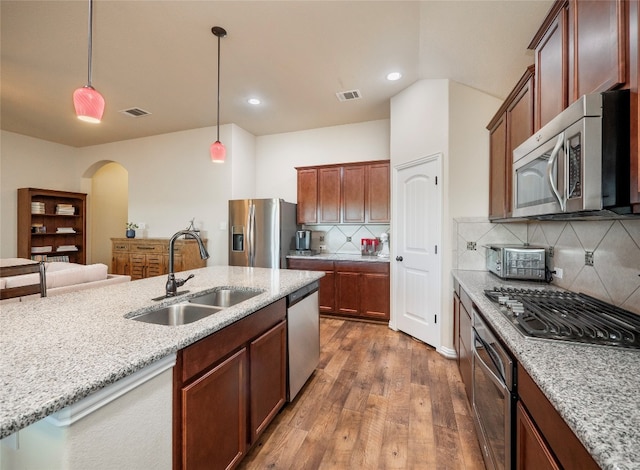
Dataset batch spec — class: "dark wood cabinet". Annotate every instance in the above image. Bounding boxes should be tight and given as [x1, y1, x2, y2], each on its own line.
[181, 348, 248, 470]
[295, 160, 390, 225]
[531, 2, 568, 131]
[457, 285, 473, 401]
[17, 188, 87, 264]
[297, 168, 318, 224]
[630, 0, 640, 211]
[287, 258, 335, 313]
[517, 363, 599, 470]
[342, 165, 366, 223]
[567, 0, 626, 101]
[249, 321, 287, 444]
[287, 258, 389, 321]
[488, 66, 535, 220]
[174, 299, 287, 470]
[516, 402, 560, 470]
[318, 167, 342, 224]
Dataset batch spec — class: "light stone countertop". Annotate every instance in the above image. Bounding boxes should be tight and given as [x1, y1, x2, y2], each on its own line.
[453, 270, 640, 470]
[286, 253, 390, 263]
[0, 266, 324, 439]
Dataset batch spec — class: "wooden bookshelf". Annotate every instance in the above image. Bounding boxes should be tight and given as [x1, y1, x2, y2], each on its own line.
[17, 188, 87, 264]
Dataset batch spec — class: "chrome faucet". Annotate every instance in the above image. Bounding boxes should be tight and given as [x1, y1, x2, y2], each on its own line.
[165, 229, 210, 297]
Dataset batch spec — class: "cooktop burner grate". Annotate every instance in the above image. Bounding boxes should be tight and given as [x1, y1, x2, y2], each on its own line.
[484, 287, 640, 349]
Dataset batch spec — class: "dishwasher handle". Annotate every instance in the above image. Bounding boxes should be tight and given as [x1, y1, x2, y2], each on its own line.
[287, 281, 319, 307]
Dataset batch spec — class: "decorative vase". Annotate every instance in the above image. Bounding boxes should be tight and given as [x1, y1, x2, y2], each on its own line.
[126, 229, 136, 238]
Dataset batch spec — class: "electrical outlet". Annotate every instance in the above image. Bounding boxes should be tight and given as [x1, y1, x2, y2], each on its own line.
[585, 251, 594, 266]
[319, 236, 325, 242]
[346, 236, 352, 242]
[548, 246, 554, 258]
[554, 267, 563, 279]
[466, 241, 476, 251]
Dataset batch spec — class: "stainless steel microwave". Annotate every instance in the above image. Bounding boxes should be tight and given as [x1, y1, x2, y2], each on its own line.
[512, 90, 630, 219]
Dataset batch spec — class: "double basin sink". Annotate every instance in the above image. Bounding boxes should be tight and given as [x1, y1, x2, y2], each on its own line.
[131, 288, 262, 326]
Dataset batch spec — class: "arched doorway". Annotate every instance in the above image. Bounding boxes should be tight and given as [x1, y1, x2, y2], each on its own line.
[81, 161, 128, 269]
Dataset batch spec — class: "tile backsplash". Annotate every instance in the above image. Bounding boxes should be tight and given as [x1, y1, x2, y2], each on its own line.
[453, 217, 640, 314]
[303, 224, 390, 254]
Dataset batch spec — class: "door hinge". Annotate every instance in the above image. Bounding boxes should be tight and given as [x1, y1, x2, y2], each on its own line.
[435, 245, 438, 254]
[435, 176, 438, 185]
[434, 314, 438, 324]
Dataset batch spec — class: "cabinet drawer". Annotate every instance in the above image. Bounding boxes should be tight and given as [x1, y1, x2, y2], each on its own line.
[288, 259, 334, 271]
[335, 261, 389, 274]
[130, 243, 165, 254]
[112, 243, 129, 252]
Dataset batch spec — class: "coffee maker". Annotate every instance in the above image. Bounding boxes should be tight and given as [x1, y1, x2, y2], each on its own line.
[295, 230, 311, 251]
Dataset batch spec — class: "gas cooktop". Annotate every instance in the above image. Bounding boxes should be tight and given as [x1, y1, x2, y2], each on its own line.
[484, 287, 640, 349]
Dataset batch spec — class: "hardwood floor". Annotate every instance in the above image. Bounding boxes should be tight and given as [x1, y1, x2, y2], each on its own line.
[240, 317, 485, 470]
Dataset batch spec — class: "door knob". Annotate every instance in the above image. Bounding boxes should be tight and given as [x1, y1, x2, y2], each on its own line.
[396, 256, 403, 262]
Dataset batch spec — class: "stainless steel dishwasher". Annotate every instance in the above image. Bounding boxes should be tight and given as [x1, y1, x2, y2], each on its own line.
[286, 281, 320, 401]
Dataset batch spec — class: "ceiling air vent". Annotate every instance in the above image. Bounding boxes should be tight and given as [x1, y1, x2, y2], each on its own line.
[336, 89, 362, 102]
[119, 107, 151, 118]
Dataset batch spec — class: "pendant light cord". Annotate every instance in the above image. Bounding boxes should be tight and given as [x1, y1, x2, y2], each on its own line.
[216, 33, 221, 142]
[87, 0, 94, 87]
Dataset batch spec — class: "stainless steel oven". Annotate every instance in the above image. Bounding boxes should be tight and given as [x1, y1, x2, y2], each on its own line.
[472, 307, 516, 470]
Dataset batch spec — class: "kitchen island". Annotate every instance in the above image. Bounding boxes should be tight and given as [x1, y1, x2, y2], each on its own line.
[453, 270, 640, 470]
[0, 266, 323, 442]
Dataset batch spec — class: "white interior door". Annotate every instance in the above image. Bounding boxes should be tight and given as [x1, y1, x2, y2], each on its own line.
[393, 155, 442, 348]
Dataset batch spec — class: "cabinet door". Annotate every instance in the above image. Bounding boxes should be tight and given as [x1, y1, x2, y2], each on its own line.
[249, 321, 287, 444]
[459, 302, 472, 401]
[182, 348, 247, 470]
[296, 168, 318, 224]
[335, 270, 360, 315]
[146, 254, 165, 277]
[342, 165, 366, 223]
[630, 0, 640, 209]
[453, 291, 460, 367]
[318, 167, 341, 223]
[319, 270, 335, 313]
[516, 402, 561, 470]
[535, 6, 568, 130]
[111, 253, 130, 276]
[129, 254, 146, 280]
[489, 114, 508, 220]
[360, 272, 390, 320]
[568, 0, 625, 101]
[367, 162, 390, 223]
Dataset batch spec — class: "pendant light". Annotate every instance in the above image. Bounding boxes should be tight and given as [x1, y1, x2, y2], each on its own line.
[210, 26, 227, 163]
[73, 0, 105, 123]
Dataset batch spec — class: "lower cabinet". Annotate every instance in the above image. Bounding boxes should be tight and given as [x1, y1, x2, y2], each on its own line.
[287, 258, 389, 321]
[174, 299, 287, 470]
[516, 364, 599, 470]
[454, 282, 473, 401]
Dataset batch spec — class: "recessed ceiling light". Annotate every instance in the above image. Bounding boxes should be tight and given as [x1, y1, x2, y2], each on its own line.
[386, 72, 402, 81]
[248, 98, 261, 105]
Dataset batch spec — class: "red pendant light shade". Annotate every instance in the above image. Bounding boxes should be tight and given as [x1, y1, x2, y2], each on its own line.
[210, 140, 226, 163]
[74, 0, 104, 123]
[210, 26, 227, 163]
[73, 86, 105, 123]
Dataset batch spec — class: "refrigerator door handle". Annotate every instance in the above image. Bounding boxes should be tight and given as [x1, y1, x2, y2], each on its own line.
[248, 202, 256, 267]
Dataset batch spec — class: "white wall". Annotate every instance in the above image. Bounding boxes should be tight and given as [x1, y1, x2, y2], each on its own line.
[77, 125, 233, 266]
[390, 79, 500, 352]
[230, 124, 257, 200]
[0, 131, 82, 258]
[255, 119, 390, 202]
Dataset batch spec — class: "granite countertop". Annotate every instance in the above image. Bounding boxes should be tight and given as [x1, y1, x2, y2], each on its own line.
[286, 253, 390, 263]
[452, 270, 640, 470]
[0, 266, 323, 439]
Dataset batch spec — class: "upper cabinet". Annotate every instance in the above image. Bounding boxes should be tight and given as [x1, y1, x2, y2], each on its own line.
[487, 66, 535, 220]
[529, 0, 627, 130]
[296, 160, 390, 225]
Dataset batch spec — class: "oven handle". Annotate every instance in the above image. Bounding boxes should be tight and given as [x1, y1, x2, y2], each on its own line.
[547, 133, 566, 212]
[473, 331, 510, 393]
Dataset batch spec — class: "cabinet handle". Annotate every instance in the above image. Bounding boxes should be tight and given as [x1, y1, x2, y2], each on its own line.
[396, 256, 403, 262]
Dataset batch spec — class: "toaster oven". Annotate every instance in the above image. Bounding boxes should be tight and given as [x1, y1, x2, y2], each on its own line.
[486, 244, 547, 281]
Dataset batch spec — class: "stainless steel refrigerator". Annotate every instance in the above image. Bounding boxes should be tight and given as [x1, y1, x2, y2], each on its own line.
[228, 199, 298, 268]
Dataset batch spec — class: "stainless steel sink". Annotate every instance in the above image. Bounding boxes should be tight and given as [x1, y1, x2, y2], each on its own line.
[188, 288, 262, 308]
[131, 303, 223, 326]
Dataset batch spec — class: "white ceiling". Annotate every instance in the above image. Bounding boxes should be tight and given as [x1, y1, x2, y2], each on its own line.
[1, 0, 553, 148]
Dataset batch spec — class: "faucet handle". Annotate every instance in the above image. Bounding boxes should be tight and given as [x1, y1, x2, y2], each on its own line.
[175, 274, 195, 288]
